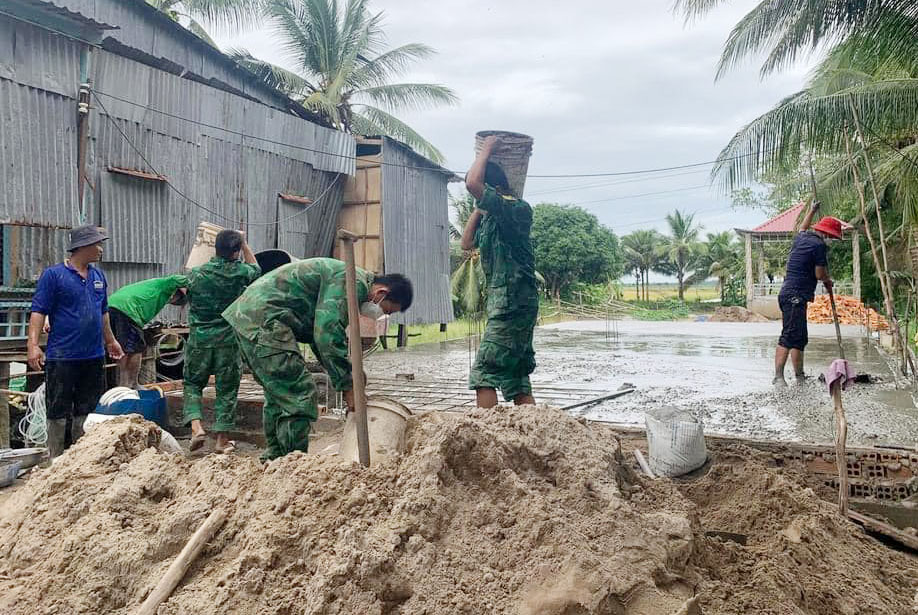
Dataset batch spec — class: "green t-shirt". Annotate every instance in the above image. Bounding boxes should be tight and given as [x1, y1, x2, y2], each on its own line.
[222, 258, 373, 391]
[107, 274, 189, 328]
[186, 257, 261, 348]
[474, 184, 538, 317]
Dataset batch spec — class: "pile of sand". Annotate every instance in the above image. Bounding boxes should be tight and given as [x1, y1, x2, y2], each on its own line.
[1, 409, 915, 614]
[708, 306, 770, 323]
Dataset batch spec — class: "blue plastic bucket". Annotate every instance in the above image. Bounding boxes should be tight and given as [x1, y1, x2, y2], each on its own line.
[95, 390, 168, 428]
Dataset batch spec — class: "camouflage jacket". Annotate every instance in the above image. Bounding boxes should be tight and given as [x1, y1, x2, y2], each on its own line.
[475, 184, 538, 317]
[222, 257, 373, 391]
[187, 257, 261, 347]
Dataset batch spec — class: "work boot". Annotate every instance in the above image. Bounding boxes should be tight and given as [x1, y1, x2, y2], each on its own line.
[71, 415, 86, 444]
[46, 418, 68, 458]
[772, 376, 787, 388]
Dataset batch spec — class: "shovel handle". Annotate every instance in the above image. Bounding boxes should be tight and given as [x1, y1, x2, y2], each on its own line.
[827, 288, 845, 360]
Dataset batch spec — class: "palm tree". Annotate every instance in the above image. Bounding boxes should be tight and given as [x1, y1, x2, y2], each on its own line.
[673, 1, 918, 79]
[230, 0, 457, 163]
[659, 210, 702, 301]
[677, 0, 915, 350]
[699, 231, 742, 303]
[448, 192, 477, 240]
[675, 0, 918, 275]
[621, 230, 662, 301]
[147, 0, 256, 45]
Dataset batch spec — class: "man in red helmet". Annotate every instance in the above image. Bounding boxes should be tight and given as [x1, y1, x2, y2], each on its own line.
[774, 200, 843, 387]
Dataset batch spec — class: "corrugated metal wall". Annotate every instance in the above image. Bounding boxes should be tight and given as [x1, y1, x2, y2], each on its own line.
[0, 20, 79, 228]
[0, 4, 356, 299]
[58, 0, 296, 111]
[2, 225, 68, 284]
[86, 49, 352, 289]
[381, 138, 455, 326]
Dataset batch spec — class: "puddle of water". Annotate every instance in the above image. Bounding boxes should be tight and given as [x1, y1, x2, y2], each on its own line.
[365, 320, 918, 446]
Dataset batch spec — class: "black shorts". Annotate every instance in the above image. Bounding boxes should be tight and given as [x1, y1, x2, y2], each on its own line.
[778, 294, 809, 350]
[109, 308, 146, 354]
[45, 358, 105, 419]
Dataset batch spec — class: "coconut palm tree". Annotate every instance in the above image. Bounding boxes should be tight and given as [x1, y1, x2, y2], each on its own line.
[621, 230, 662, 301]
[229, 0, 457, 163]
[147, 0, 257, 44]
[699, 231, 742, 303]
[659, 210, 702, 301]
[673, 1, 918, 79]
[675, 0, 918, 276]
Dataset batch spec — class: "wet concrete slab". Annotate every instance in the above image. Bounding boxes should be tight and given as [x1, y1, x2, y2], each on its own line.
[364, 319, 918, 447]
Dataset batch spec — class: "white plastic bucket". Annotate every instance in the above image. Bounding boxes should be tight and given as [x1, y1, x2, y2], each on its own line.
[339, 396, 412, 466]
[185, 222, 224, 270]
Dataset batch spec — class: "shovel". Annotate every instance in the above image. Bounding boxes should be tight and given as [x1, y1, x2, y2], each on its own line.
[827, 288, 850, 514]
[811, 160, 850, 515]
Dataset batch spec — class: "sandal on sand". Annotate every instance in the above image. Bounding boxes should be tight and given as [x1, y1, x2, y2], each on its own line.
[189, 432, 207, 452]
[215, 440, 237, 455]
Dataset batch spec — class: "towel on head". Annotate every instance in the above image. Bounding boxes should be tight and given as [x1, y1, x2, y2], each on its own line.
[824, 359, 855, 394]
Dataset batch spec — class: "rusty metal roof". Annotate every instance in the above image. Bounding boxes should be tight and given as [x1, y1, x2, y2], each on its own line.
[737, 202, 855, 236]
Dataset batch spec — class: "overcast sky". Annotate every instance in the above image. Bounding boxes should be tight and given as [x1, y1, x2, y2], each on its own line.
[213, 0, 814, 239]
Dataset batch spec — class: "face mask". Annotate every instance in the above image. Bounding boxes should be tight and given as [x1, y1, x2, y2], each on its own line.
[360, 300, 384, 320]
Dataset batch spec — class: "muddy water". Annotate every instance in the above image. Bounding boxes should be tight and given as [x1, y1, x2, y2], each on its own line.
[365, 320, 918, 447]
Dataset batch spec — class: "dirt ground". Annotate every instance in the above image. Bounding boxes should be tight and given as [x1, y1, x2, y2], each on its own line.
[1, 410, 915, 615]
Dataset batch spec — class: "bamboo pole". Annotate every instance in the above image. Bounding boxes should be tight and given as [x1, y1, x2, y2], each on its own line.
[844, 134, 897, 323]
[134, 508, 226, 615]
[848, 99, 894, 309]
[847, 103, 907, 358]
[337, 229, 370, 467]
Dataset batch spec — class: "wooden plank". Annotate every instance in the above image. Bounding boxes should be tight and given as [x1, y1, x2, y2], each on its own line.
[848, 510, 918, 550]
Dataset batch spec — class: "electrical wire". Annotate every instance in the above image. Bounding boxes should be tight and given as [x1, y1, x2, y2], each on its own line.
[612, 205, 737, 231]
[93, 89, 799, 180]
[570, 184, 711, 207]
[525, 167, 713, 197]
[92, 90, 341, 226]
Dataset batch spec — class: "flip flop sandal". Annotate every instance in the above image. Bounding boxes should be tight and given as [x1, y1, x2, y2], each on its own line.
[215, 441, 237, 455]
[189, 433, 207, 452]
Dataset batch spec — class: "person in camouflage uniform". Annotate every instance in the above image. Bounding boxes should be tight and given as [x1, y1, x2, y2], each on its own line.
[222, 258, 413, 460]
[462, 135, 539, 409]
[184, 230, 260, 453]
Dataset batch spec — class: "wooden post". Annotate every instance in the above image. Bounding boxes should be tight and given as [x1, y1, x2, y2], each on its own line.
[744, 233, 754, 307]
[397, 324, 408, 348]
[0, 362, 9, 448]
[337, 229, 370, 467]
[757, 245, 767, 284]
[852, 231, 861, 301]
[134, 509, 226, 615]
[832, 382, 849, 514]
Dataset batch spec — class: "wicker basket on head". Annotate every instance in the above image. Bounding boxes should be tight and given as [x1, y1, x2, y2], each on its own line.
[474, 130, 534, 199]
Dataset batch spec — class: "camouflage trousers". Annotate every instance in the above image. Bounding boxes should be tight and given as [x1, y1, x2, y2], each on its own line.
[182, 340, 242, 433]
[235, 334, 317, 461]
[469, 307, 538, 401]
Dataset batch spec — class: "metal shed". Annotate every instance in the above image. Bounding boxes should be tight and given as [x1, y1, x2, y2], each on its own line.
[0, 0, 355, 294]
[334, 137, 457, 329]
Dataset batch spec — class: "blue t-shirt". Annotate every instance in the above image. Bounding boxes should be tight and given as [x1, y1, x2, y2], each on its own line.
[30, 263, 109, 360]
[780, 231, 828, 301]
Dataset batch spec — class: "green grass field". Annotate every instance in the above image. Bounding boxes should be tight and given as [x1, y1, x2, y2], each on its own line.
[619, 283, 719, 302]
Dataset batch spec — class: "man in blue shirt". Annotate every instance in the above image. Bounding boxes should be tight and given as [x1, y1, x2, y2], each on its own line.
[27, 225, 124, 457]
[774, 201, 842, 387]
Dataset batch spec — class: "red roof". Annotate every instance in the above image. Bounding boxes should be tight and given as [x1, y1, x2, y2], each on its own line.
[750, 202, 853, 234]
